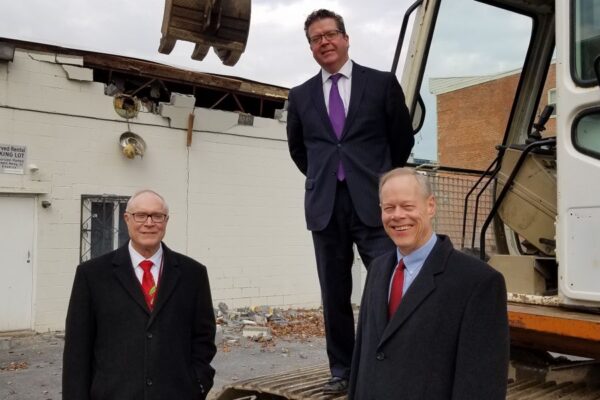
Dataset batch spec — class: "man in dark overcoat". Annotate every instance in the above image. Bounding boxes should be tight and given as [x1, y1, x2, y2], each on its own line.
[349, 168, 509, 400]
[63, 189, 216, 400]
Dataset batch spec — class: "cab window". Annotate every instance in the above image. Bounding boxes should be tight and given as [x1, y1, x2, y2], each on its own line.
[572, 0, 600, 85]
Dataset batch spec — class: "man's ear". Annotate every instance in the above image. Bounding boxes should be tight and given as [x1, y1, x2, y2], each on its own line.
[427, 195, 436, 217]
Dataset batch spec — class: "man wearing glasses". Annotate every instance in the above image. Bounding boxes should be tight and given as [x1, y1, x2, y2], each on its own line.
[286, 9, 415, 395]
[63, 190, 216, 400]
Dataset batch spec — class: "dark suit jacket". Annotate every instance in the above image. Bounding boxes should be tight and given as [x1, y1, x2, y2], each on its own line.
[287, 62, 414, 231]
[349, 235, 509, 400]
[63, 243, 216, 400]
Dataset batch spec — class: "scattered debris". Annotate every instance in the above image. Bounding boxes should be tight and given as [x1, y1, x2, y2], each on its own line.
[216, 304, 325, 346]
[268, 310, 325, 340]
[0, 361, 29, 371]
[242, 326, 272, 341]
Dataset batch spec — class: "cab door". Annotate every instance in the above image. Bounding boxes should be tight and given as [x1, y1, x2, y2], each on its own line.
[557, 0, 600, 304]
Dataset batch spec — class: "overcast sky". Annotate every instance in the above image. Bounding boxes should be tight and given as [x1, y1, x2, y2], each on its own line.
[0, 0, 532, 161]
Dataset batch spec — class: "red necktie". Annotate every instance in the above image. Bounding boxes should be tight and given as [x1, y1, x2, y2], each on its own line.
[139, 260, 156, 310]
[388, 259, 405, 319]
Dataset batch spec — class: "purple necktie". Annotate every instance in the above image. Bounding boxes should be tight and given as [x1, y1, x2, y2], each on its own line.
[329, 74, 346, 181]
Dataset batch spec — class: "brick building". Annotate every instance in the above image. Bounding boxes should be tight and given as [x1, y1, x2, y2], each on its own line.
[431, 62, 556, 170]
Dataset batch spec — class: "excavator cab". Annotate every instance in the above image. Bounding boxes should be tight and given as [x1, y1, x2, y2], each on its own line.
[210, 1, 600, 398]
[159, 0, 251, 66]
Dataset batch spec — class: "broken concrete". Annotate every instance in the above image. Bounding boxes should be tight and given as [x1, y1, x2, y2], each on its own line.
[0, 307, 329, 400]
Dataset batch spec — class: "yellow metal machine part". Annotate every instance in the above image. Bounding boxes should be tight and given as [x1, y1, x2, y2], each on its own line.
[159, 0, 251, 66]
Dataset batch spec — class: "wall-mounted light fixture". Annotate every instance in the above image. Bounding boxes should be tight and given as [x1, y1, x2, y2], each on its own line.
[119, 131, 146, 159]
[113, 94, 140, 119]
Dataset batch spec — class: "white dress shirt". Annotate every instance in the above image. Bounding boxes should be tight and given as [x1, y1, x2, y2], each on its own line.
[321, 59, 353, 115]
[128, 241, 163, 285]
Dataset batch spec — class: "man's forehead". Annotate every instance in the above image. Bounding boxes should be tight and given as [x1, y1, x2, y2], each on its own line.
[129, 192, 165, 209]
[383, 174, 419, 190]
[309, 18, 337, 31]
[382, 175, 431, 198]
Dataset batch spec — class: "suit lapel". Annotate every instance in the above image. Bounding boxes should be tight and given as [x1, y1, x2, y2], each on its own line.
[309, 73, 338, 140]
[373, 253, 399, 340]
[378, 236, 453, 346]
[147, 244, 181, 327]
[343, 62, 367, 139]
[112, 245, 150, 315]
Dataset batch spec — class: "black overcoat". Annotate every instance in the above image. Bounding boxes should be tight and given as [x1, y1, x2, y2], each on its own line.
[349, 235, 509, 400]
[63, 243, 216, 400]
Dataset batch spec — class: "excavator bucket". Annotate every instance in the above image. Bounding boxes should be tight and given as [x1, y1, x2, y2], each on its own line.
[159, 0, 251, 66]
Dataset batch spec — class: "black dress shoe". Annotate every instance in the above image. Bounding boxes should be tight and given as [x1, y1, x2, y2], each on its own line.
[323, 376, 348, 395]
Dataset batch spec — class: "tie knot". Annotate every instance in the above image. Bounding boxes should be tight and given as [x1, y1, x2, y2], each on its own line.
[139, 260, 153, 273]
[330, 73, 343, 84]
[397, 259, 405, 271]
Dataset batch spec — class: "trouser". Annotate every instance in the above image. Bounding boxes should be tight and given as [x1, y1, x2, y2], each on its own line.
[311, 181, 395, 379]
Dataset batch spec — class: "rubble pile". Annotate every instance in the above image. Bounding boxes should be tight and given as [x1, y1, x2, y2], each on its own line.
[268, 310, 325, 340]
[215, 303, 325, 347]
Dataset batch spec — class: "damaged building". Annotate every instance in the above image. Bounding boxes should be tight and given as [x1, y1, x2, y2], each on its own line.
[0, 38, 367, 332]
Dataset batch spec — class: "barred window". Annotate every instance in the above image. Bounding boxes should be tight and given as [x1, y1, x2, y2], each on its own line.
[80, 195, 130, 262]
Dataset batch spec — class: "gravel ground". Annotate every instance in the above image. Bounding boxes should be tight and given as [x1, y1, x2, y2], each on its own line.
[0, 313, 329, 400]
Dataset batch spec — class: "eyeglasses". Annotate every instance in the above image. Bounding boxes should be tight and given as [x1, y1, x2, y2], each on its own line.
[127, 212, 168, 223]
[309, 30, 343, 45]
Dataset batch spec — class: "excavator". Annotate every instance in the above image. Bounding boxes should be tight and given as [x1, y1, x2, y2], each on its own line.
[159, 0, 250, 66]
[160, 0, 600, 398]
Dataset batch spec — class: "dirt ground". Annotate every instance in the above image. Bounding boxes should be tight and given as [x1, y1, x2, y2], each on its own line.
[0, 310, 329, 400]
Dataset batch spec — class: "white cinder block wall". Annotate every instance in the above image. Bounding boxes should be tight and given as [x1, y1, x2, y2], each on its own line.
[0, 48, 368, 332]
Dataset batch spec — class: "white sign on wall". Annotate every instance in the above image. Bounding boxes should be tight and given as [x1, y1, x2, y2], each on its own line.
[0, 144, 27, 174]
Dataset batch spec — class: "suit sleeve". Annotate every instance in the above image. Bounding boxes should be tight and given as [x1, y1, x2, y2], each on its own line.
[192, 266, 217, 399]
[451, 271, 509, 400]
[385, 74, 414, 167]
[62, 265, 95, 400]
[286, 89, 308, 175]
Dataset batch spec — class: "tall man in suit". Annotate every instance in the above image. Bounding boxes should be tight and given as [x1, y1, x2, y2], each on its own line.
[349, 168, 509, 400]
[286, 9, 415, 394]
[63, 190, 216, 400]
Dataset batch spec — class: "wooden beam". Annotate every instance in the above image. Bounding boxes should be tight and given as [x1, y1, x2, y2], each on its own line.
[83, 53, 288, 101]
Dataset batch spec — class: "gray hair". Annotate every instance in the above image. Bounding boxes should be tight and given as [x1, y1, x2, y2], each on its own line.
[379, 167, 433, 199]
[126, 189, 169, 214]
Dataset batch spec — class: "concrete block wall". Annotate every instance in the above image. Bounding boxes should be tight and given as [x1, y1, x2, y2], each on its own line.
[0, 48, 324, 332]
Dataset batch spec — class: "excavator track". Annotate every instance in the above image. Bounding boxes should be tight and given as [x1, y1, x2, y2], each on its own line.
[213, 364, 600, 400]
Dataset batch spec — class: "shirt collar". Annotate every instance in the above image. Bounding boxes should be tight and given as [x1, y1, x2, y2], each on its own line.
[128, 241, 163, 268]
[396, 233, 438, 273]
[321, 59, 353, 83]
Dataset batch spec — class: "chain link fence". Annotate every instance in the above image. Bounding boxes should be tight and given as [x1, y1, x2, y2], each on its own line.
[417, 167, 497, 255]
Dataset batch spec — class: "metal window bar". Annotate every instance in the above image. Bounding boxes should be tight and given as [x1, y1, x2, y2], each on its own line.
[80, 195, 130, 262]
